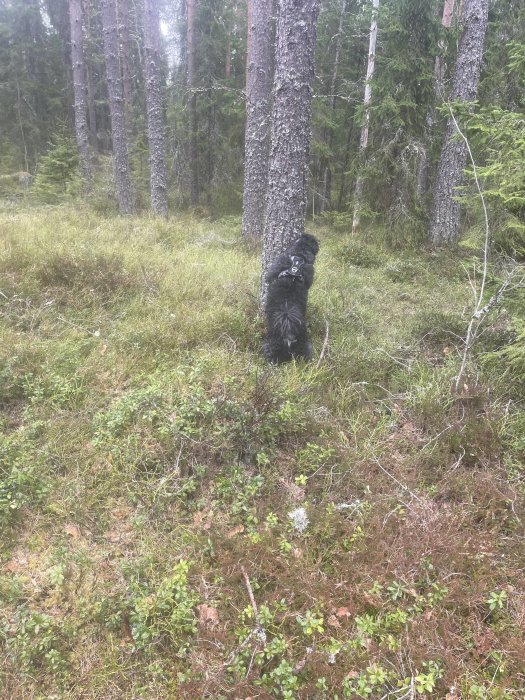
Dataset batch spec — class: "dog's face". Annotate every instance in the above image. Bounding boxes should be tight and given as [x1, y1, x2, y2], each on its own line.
[289, 234, 319, 262]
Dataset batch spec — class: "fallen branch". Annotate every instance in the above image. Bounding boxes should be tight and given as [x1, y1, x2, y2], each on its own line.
[221, 566, 267, 674]
[240, 565, 259, 619]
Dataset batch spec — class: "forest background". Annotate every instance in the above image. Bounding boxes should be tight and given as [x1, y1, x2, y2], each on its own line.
[1, 0, 525, 698]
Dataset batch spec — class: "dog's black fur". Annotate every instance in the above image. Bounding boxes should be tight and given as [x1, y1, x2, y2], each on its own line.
[263, 233, 319, 364]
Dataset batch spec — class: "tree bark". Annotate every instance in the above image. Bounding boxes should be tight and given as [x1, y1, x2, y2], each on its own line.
[85, 60, 98, 149]
[84, 0, 99, 150]
[68, 0, 92, 187]
[429, 0, 489, 246]
[143, 0, 168, 216]
[187, 0, 199, 205]
[225, 14, 232, 78]
[242, 0, 273, 240]
[352, 0, 380, 235]
[260, 0, 321, 305]
[101, 0, 134, 214]
[117, 0, 134, 116]
[417, 0, 457, 198]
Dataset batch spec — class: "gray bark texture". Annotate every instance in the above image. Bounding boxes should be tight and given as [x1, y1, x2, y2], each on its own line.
[429, 0, 489, 246]
[417, 0, 457, 198]
[143, 0, 168, 216]
[117, 0, 134, 115]
[261, 0, 321, 305]
[85, 61, 98, 149]
[101, 0, 134, 214]
[242, 0, 273, 240]
[68, 0, 92, 186]
[84, 0, 99, 150]
[187, 0, 199, 205]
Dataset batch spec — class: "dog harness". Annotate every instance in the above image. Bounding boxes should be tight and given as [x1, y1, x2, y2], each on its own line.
[278, 255, 305, 281]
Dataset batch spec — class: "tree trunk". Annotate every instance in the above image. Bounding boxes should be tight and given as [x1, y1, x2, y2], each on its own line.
[352, 0, 380, 235]
[320, 0, 345, 213]
[260, 0, 321, 305]
[429, 0, 489, 246]
[84, 0, 100, 151]
[118, 0, 134, 116]
[417, 0, 457, 198]
[206, 85, 214, 206]
[225, 14, 232, 78]
[101, 0, 134, 214]
[242, 0, 273, 240]
[143, 0, 168, 216]
[68, 0, 92, 187]
[187, 0, 199, 205]
[85, 60, 98, 150]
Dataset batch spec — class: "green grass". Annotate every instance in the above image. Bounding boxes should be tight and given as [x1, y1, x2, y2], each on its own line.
[1, 202, 524, 699]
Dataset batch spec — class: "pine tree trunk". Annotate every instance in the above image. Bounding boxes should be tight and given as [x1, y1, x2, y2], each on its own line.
[417, 0, 457, 199]
[84, 0, 100, 150]
[101, 0, 134, 214]
[320, 0, 345, 213]
[206, 85, 214, 205]
[187, 0, 199, 205]
[225, 15, 232, 78]
[85, 59, 98, 150]
[68, 0, 92, 187]
[260, 0, 321, 305]
[352, 0, 380, 235]
[143, 0, 168, 216]
[118, 0, 134, 116]
[429, 0, 489, 246]
[242, 0, 273, 240]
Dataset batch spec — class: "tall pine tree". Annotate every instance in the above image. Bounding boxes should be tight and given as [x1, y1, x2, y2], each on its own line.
[242, 0, 273, 239]
[68, 0, 92, 187]
[429, 0, 490, 245]
[261, 0, 321, 304]
[101, 0, 134, 213]
[143, 0, 168, 216]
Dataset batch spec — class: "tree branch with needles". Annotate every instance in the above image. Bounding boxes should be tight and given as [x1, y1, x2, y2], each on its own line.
[443, 101, 525, 391]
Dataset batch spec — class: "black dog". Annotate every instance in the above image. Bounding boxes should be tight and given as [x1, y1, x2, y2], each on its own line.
[263, 233, 319, 364]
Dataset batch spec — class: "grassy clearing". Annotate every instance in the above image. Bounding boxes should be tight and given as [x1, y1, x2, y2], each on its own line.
[1, 202, 524, 699]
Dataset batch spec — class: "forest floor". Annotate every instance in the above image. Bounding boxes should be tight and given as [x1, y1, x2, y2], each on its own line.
[1, 202, 524, 699]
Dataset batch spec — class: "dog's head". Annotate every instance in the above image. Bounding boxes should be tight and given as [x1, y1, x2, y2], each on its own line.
[289, 234, 319, 263]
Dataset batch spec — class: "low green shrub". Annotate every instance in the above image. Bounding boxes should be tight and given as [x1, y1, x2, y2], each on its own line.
[0, 432, 48, 527]
[336, 240, 384, 268]
[1, 608, 70, 677]
[128, 561, 199, 653]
